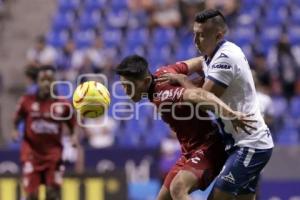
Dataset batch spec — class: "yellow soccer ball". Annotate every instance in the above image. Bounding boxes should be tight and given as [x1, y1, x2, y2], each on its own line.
[73, 81, 110, 118]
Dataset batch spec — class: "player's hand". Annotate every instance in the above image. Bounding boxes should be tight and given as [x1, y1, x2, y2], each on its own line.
[231, 112, 257, 135]
[71, 135, 79, 148]
[11, 130, 20, 142]
[156, 73, 187, 85]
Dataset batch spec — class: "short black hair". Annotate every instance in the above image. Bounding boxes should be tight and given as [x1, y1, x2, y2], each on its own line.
[36, 35, 46, 44]
[116, 55, 150, 79]
[25, 66, 39, 82]
[195, 9, 227, 32]
[38, 65, 56, 76]
[195, 9, 225, 23]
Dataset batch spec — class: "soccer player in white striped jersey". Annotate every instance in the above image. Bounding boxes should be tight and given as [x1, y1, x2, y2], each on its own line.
[157, 9, 274, 200]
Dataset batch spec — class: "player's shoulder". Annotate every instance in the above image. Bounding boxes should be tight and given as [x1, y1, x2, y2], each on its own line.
[155, 65, 175, 77]
[216, 41, 244, 60]
[155, 62, 187, 77]
[211, 41, 245, 68]
[20, 94, 36, 102]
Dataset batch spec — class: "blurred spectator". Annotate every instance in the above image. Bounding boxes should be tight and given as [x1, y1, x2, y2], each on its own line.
[268, 34, 300, 98]
[150, 0, 181, 28]
[24, 65, 39, 94]
[26, 35, 57, 66]
[290, 80, 300, 133]
[127, 0, 150, 28]
[85, 36, 110, 73]
[252, 70, 274, 127]
[251, 51, 272, 90]
[180, 0, 205, 27]
[56, 39, 76, 71]
[270, 79, 288, 140]
[84, 116, 117, 149]
[205, 0, 240, 27]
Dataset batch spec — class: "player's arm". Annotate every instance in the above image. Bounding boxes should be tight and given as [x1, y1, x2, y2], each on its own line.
[156, 57, 204, 88]
[182, 88, 255, 134]
[12, 97, 27, 141]
[64, 105, 80, 147]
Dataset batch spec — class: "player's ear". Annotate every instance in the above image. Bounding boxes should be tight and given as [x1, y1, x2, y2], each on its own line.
[144, 75, 152, 85]
[216, 31, 223, 41]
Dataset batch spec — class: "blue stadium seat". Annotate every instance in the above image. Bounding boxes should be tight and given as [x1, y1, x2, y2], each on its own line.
[175, 43, 197, 61]
[264, 9, 287, 26]
[46, 31, 69, 48]
[52, 13, 75, 32]
[79, 11, 101, 31]
[58, 0, 80, 12]
[292, 0, 300, 7]
[290, 96, 300, 119]
[290, 10, 300, 25]
[84, 0, 106, 12]
[270, 0, 289, 8]
[122, 45, 147, 58]
[236, 9, 259, 27]
[106, 8, 129, 28]
[102, 28, 123, 47]
[153, 27, 176, 47]
[240, 0, 263, 11]
[74, 30, 96, 49]
[111, 0, 127, 10]
[288, 26, 300, 45]
[148, 45, 173, 69]
[277, 122, 299, 145]
[259, 26, 282, 52]
[232, 26, 255, 46]
[126, 28, 149, 46]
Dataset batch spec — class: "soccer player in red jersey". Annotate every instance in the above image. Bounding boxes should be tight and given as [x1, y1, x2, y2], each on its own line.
[116, 55, 253, 200]
[12, 66, 77, 200]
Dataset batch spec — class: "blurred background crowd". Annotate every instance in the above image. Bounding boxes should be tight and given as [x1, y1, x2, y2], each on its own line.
[0, 0, 299, 199]
[19, 0, 300, 148]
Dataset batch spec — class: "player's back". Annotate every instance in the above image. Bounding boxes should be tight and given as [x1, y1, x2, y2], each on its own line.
[149, 64, 223, 156]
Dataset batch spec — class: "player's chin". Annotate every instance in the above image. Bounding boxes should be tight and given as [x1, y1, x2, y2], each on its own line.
[131, 95, 141, 102]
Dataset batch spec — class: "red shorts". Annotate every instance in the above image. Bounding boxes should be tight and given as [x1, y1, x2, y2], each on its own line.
[163, 142, 227, 190]
[22, 160, 64, 195]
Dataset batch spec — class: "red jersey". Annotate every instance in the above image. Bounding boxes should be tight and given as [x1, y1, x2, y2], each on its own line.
[149, 62, 222, 156]
[14, 94, 76, 162]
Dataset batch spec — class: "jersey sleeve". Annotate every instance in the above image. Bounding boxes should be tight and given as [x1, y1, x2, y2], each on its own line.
[156, 62, 189, 75]
[13, 96, 27, 127]
[206, 53, 236, 87]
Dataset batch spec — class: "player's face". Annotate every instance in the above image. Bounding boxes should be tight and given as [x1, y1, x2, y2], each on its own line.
[193, 22, 218, 56]
[37, 70, 55, 97]
[120, 76, 150, 102]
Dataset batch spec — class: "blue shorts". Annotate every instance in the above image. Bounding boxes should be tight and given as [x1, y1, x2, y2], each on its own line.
[214, 146, 273, 196]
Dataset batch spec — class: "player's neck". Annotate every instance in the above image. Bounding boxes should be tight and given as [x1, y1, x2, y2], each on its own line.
[208, 39, 225, 58]
[37, 91, 51, 100]
[146, 76, 153, 92]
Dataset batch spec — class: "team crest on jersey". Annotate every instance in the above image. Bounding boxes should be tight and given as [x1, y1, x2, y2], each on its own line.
[54, 105, 65, 115]
[217, 53, 229, 59]
[31, 102, 40, 111]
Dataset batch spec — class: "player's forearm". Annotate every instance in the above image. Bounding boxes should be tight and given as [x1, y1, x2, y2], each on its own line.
[13, 116, 23, 129]
[177, 75, 197, 89]
[183, 88, 236, 118]
[183, 56, 204, 75]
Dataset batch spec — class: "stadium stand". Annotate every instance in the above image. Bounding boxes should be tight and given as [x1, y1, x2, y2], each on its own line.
[39, 0, 300, 146]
